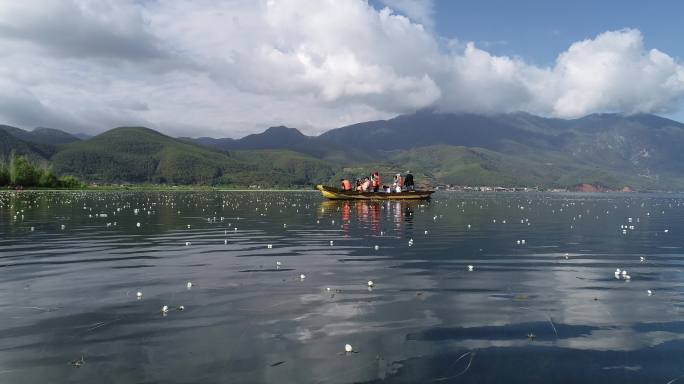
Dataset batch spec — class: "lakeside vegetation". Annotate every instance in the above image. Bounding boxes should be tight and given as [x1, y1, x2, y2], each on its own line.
[0, 153, 82, 189]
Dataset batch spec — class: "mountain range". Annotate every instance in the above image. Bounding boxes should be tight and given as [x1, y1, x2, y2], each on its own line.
[3, 111, 684, 190]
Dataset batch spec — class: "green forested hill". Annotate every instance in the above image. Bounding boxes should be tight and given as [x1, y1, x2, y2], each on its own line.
[4, 111, 684, 190]
[382, 145, 678, 190]
[229, 150, 339, 186]
[0, 126, 57, 162]
[0, 125, 79, 160]
[49, 127, 336, 186]
[183, 111, 684, 190]
[52, 127, 234, 183]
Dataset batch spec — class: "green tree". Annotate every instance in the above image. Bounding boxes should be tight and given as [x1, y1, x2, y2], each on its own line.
[39, 168, 59, 188]
[0, 163, 9, 186]
[9, 154, 39, 186]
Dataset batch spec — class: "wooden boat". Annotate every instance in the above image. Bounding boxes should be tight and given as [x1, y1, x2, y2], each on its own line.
[316, 184, 434, 200]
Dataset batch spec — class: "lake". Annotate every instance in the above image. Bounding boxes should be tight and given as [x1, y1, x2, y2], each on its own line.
[1, 190, 684, 383]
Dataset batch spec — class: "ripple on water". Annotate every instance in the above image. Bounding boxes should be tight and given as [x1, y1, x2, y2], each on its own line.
[2, 191, 684, 383]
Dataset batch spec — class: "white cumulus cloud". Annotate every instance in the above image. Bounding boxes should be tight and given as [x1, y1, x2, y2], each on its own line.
[378, 0, 435, 30]
[546, 29, 684, 117]
[0, 0, 682, 137]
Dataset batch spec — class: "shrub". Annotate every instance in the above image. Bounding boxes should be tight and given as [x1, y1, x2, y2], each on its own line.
[58, 175, 82, 188]
[0, 154, 82, 188]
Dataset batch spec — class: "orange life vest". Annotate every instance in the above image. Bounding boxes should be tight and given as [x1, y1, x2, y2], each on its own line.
[341, 179, 352, 191]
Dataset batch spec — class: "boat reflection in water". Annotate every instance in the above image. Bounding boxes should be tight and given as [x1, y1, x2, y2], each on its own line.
[319, 199, 419, 237]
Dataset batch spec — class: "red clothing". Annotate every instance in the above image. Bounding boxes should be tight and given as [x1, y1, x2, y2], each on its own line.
[341, 179, 352, 191]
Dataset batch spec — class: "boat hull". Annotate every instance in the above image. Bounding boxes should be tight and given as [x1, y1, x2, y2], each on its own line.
[316, 185, 434, 200]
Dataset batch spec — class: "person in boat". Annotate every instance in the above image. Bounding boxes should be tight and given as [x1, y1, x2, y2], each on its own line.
[361, 177, 371, 192]
[383, 184, 392, 193]
[372, 172, 381, 192]
[404, 171, 415, 191]
[393, 173, 404, 193]
[340, 178, 352, 191]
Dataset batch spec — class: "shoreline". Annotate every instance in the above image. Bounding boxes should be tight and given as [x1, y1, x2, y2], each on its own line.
[0, 187, 318, 192]
[2, 187, 683, 194]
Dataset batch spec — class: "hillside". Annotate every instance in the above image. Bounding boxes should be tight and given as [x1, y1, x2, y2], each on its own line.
[229, 150, 339, 186]
[52, 127, 229, 183]
[0, 124, 81, 161]
[320, 110, 684, 181]
[320, 111, 564, 153]
[50, 127, 336, 186]
[384, 145, 671, 189]
[178, 111, 684, 189]
[0, 127, 51, 162]
[0, 124, 80, 146]
[3, 111, 684, 190]
[190, 126, 369, 164]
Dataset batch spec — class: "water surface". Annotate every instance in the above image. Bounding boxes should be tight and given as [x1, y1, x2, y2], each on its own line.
[2, 191, 684, 383]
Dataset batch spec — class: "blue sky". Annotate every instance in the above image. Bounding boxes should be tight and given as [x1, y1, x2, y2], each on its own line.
[1, 0, 683, 136]
[433, 1, 683, 64]
[431, 0, 684, 121]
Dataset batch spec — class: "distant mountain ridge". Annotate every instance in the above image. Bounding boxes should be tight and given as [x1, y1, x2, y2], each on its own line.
[0, 124, 81, 161]
[184, 111, 684, 189]
[190, 126, 370, 163]
[3, 111, 684, 189]
[0, 125, 80, 145]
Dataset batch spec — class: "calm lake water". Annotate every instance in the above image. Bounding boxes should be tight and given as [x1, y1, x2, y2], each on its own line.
[2, 191, 684, 383]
